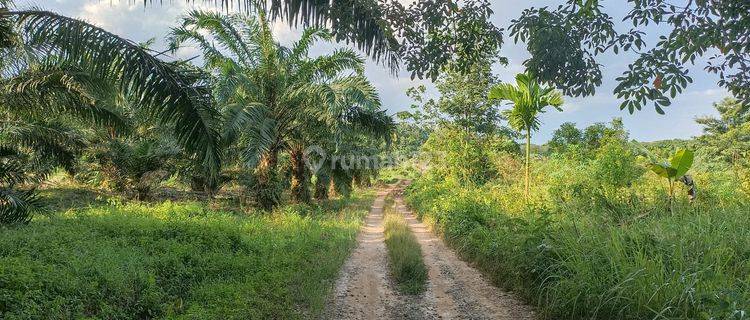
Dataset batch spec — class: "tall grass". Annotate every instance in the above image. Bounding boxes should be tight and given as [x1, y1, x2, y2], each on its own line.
[383, 196, 428, 295]
[405, 170, 750, 319]
[0, 191, 374, 319]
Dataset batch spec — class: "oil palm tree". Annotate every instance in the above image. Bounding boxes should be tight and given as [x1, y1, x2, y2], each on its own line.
[489, 73, 563, 198]
[0, 5, 221, 179]
[169, 10, 392, 209]
[0, 3, 225, 216]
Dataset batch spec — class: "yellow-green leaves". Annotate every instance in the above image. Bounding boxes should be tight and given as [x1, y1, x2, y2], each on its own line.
[670, 149, 694, 178]
[649, 149, 694, 180]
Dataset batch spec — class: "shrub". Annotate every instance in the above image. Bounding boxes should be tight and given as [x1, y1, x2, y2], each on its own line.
[420, 126, 496, 185]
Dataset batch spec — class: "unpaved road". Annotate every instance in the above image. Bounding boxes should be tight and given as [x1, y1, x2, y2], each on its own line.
[324, 183, 535, 319]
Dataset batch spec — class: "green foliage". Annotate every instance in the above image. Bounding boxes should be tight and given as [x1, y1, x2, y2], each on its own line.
[420, 126, 496, 185]
[133, 0, 504, 83]
[489, 72, 564, 197]
[403, 59, 508, 135]
[592, 138, 644, 191]
[696, 98, 749, 136]
[86, 139, 180, 199]
[169, 10, 392, 209]
[547, 122, 582, 154]
[0, 190, 374, 318]
[489, 73, 564, 134]
[0, 148, 41, 225]
[383, 196, 427, 295]
[510, 1, 750, 111]
[547, 118, 629, 157]
[649, 149, 694, 180]
[11, 10, 221, 176]
[406, 165, 750, 320]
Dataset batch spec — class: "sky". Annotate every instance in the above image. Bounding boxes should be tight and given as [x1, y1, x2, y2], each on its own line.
[18, 0, 728, 143]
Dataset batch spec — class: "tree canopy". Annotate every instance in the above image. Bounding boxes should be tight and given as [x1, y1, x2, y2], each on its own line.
[510, 0, 750, 114]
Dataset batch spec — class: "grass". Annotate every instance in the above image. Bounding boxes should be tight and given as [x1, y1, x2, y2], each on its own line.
[0, 189, 374, 319]
[383, 196, 428, 295]
[405, 173, 750, 320]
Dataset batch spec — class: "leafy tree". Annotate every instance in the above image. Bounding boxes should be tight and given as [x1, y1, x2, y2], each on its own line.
[548, 122, 583, 154]
[695, 97, 750, 194]
[592, 138, 643, 195]
[396, 85, 441, 131]
[169, 10, 392, 209]
[432, 62, 507, 135]
[696, 97, 749, 136]
[489, 73, 564, 198]
[510, 0, 750, 113]
[582, 118, 628, 151]
[399, 58, 512, 136]
[420, 125, 495, 185]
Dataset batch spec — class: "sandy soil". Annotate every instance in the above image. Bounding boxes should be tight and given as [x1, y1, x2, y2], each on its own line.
[324, 183, 535, 319]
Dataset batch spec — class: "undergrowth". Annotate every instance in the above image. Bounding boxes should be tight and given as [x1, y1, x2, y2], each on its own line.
[0, 190, 374, 319]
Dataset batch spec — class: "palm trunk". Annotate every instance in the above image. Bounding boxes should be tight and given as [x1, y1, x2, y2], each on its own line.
[290, 146, 310, 204]
[525, 127, 531, 200]
[314, 172, 330, 200]
[255, 150, 280, 211]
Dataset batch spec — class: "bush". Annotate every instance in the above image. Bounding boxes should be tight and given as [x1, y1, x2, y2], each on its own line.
[420, 126, 496, 185]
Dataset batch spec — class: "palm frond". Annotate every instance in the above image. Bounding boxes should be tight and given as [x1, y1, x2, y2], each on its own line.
[0, 187, 39, 224]
[13, 10, 221, 177]
[2, 64, 128, 131]
[0, 120, 85, 175]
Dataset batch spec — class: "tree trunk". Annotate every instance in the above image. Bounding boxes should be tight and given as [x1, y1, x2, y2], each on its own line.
[255, 150, 280, 211]
[525, 127, 531, 200]
[314, 172, 330, 200]
[290, 146, 311, 204]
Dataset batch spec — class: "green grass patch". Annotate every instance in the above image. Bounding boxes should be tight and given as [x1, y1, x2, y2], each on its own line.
[0, 190, 374, 319]
[383, 196, 428, 295]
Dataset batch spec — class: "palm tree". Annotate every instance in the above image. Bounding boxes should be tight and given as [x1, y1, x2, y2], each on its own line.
[169, 10, 392, 209]
[489, 73, 563, 198]
[298, 107, 393, 202]
[0, 6, 222, 180]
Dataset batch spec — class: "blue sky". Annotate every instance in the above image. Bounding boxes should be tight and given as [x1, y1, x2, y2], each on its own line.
[21, 0, 728, 143]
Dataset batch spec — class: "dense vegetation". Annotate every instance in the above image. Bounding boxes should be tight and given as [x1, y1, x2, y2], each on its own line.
[402, 97, 750, 319]
[0, 188, 374, 318]
[0, 5, 393, 224]
[0, 3, 391, 318]
[1, 0, 749, 319]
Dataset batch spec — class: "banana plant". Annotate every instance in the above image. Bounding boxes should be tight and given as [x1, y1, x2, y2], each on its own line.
[649, 148, 694, 211]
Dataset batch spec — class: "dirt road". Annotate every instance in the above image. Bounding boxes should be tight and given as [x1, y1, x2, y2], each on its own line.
[324, 184, 534, 319]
